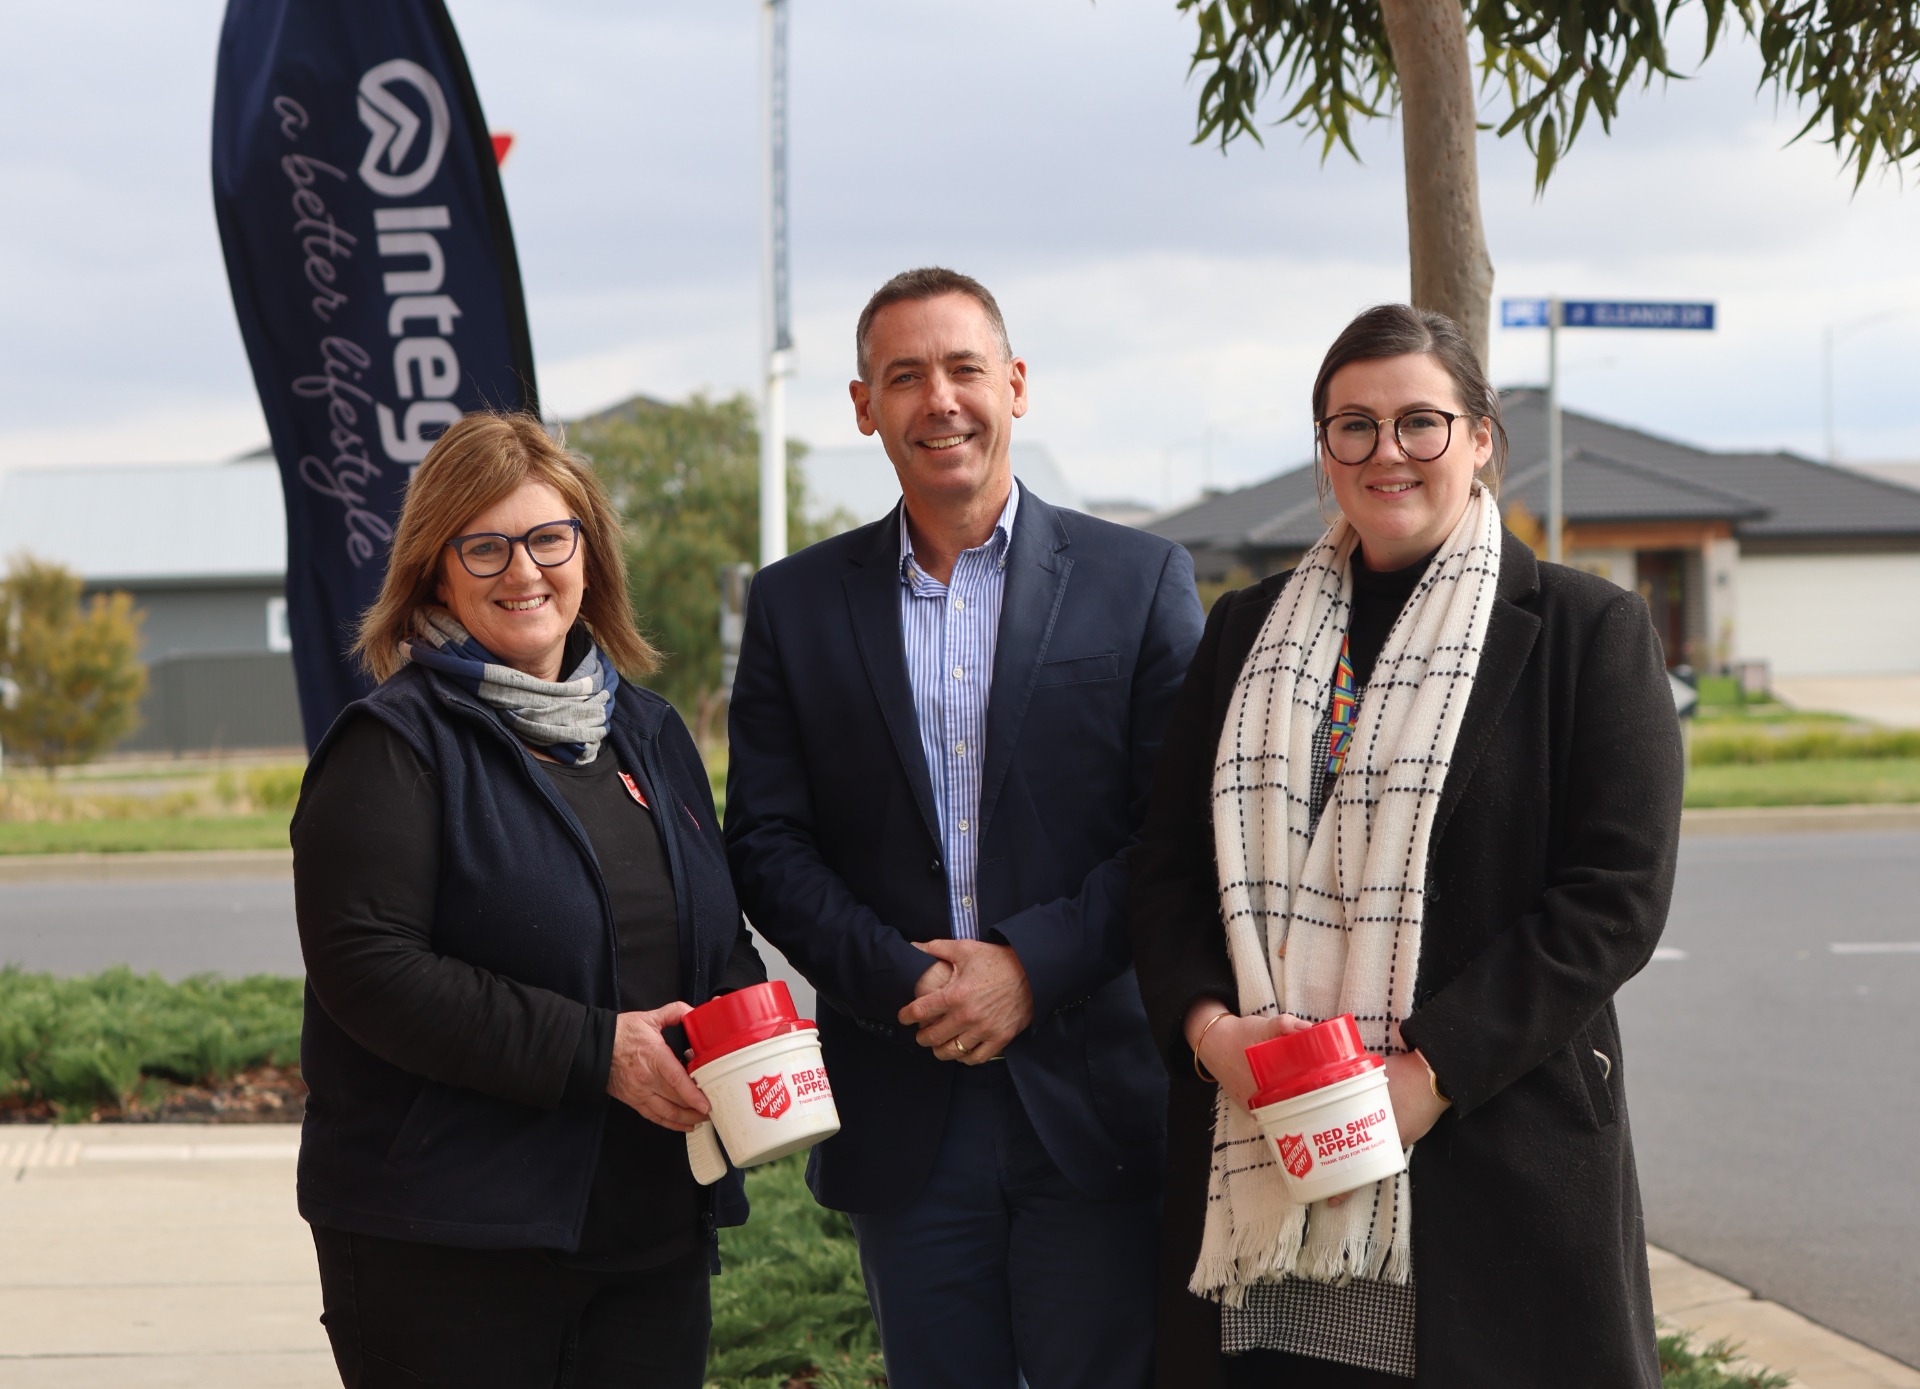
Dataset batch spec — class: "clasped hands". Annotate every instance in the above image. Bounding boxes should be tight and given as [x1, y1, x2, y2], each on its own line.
[897, 938, 1034, 1065]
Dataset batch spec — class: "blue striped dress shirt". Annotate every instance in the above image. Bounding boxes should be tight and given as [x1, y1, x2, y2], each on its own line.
[898, 483, 1020, 941]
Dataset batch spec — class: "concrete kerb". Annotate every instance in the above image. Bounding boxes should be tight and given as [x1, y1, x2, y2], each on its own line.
[0, 848, 293, 885]
[1649, 1246, 1920, 1389]
[1, 1124, 1915, 1387]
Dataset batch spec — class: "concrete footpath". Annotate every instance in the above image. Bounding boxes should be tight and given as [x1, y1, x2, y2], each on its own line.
[1, 1126, 1914, 1387]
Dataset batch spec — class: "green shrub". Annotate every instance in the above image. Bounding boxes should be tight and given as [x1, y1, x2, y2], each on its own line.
[1692, 726, 1920, 765]
[1658, 1330, 1791, 1388]
[710, 1153, 885, 1388]
[0, 967, 303, 1117]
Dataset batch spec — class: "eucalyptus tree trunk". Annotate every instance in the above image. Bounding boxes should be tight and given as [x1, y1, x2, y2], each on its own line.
[1378, 0, 1495, 366]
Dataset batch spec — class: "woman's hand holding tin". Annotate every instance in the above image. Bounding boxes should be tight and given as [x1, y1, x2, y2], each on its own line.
[608, 1002, 711, 1132]
[1184, 1000, 1313, 1113]
[1383, 1050, 1449, 1147]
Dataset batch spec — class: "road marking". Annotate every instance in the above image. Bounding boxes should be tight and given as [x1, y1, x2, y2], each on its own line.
[1650, 947, 1689, 961]
[1829, 942, 1920, 955]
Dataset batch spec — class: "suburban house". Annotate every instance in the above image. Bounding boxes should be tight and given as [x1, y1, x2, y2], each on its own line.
[1148, 391, 1920, 679]
[0, 460, 304, 753]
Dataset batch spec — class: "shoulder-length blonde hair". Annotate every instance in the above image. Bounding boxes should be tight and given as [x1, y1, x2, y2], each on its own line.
[353, 411, 660, 683]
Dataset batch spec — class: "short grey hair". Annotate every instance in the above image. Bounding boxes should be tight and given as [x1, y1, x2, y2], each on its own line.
[854, 266, 1012, 381]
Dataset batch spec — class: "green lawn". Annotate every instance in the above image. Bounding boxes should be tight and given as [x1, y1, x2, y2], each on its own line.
[0, 814, 292, 856]
[1684, 757, 1920, 808]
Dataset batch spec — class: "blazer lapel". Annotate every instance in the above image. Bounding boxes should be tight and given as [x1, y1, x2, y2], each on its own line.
[843, 502, 943, 848]
[1433, 528, 1542, 843]
[979, 487, 1071, 838]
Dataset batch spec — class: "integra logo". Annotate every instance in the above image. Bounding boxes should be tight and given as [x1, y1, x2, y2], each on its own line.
[356, 60, 449, 197]
[354, 58, 463, 464]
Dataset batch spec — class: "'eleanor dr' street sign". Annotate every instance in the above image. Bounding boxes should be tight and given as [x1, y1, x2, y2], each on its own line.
[1501, 299, 1715, 330]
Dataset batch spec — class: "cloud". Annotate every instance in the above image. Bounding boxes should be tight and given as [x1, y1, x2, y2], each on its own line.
[0, 0, 1914, 498]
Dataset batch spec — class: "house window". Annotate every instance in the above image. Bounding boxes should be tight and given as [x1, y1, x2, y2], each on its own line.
[267, 597, 292, 652]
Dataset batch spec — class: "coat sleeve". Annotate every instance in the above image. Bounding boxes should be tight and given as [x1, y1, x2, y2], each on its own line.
[292, 715, 591, 1110]
[1398, 590, 1685, 1116]
[724, 575, 942, 1021]
[989, 542, 1205, 1019]
[1127, 585, 1244, 1064]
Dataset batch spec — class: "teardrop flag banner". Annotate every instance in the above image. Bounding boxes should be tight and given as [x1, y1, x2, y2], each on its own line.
[212, 0, 538, 748]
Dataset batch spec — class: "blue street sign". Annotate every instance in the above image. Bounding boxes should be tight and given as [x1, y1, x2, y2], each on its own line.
[1503, 299, 1715, 331]
[1562, 301, 1714, 330]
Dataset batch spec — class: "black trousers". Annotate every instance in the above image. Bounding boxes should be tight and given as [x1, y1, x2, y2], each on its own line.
[1222, 1348, 1412, 1387]
[311, 1226, 710, 1389]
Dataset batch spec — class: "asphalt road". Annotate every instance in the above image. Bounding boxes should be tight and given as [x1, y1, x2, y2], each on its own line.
[0, 875, 820, 1016]
[1617, 829, 1920, 1370]
[3, 831, 1913, 1366]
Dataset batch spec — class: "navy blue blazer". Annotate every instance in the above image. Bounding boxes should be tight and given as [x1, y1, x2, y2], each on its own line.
[725, 486, 1204, 1212]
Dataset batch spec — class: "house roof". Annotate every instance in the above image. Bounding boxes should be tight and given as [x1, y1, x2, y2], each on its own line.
[0, 461, 287, 585]
[1503, 448, 1767, 526]
[1500, 390, 1920, 540]
[1147, 393, 1920, 552]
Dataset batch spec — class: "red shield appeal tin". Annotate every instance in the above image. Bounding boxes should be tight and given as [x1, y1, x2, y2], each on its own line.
[1243, 1014, 1407, 1204]
[682, 982, 840, 1176]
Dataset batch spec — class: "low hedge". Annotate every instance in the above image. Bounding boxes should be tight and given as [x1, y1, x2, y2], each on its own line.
[1692, 726, 1920, 765]
[0, 966, 302, 1117]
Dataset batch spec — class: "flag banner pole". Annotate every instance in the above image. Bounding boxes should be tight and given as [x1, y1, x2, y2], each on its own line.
[212, 0, 538, 749]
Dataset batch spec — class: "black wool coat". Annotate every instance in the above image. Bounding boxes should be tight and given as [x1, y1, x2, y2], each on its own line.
[1128, 528, 1685, 1389]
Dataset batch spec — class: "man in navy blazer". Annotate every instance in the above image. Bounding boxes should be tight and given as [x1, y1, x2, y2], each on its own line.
[725, 267, 1203, 1389]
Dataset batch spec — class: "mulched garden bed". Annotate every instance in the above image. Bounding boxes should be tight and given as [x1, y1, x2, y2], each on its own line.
[0, 1064, 307, 1124]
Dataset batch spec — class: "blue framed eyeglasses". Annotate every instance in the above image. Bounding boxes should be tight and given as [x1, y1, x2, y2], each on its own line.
[445, 518, 582, 578]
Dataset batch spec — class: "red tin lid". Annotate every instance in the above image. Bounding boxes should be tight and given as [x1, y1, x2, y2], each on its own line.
[1245, 1014, 1384, 1109]
[684, 981, 814, 1069]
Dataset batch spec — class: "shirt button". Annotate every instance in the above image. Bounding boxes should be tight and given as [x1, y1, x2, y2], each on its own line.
[953, 598, 965, 611]
[954, 741, 966, 755]
[958, 819, 969, 834]
[961, 895, 972, 909]
[951, 665, 964, 679]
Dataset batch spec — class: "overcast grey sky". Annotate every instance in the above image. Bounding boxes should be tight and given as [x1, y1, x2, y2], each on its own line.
[2, 1, 1916, 508]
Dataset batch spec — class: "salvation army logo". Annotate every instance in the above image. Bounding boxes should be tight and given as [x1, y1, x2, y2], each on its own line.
[356, 59, 450, 197]
[749, 1074, 792, 1120]
[1276, 1132, 1314, 1180]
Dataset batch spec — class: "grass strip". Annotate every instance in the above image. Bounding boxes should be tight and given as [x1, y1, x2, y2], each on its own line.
[0, 814, 292, 856]
[0, 966, 303, 1118]
[710, 1152, 885, 1388]
[1684, 757, 1920, 807]
[1693, 726, 1920, 764]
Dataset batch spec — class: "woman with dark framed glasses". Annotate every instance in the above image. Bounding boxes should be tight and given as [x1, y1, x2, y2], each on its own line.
[291, 411, 764, 1387]
[1130, 305, 1683, 1387]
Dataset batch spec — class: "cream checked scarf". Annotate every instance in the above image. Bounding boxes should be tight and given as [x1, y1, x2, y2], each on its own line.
[1194, 482, 1502, 1304]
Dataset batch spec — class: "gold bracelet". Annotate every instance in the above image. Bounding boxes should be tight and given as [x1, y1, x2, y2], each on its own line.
[1191, 1009, 1234, 1083]
[1422, 1052, 1451, 1106]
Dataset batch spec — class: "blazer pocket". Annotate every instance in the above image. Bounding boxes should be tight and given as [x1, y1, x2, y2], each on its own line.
[1035, 652, 1120, 687]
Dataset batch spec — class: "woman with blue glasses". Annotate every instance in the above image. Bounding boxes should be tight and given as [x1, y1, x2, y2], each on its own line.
[292, 410, 763, 1387]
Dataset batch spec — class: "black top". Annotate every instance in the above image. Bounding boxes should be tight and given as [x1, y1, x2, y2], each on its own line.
[297, 715, 741, 1270]
[1346, 547, 1433, 686]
